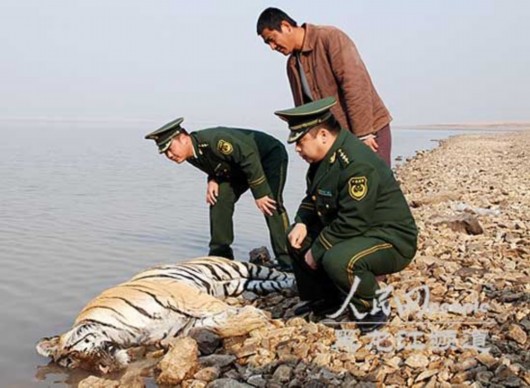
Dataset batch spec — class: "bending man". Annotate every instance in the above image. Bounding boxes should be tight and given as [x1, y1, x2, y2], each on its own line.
[257, 7, 393, 166]
[145, 117, 291, 269]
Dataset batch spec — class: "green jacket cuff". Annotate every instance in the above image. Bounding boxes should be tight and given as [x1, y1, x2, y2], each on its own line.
[250, 181, 272, 199]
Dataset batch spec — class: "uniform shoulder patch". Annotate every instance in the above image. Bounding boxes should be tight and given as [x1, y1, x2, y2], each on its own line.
[348, 176, 368, 201]
[217, 139, 233, 155]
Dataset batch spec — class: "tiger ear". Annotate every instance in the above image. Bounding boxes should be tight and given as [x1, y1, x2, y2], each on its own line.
[36, 336, 61, 358]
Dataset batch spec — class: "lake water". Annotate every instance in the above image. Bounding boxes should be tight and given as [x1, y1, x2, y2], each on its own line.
[0, 121, 471, 386]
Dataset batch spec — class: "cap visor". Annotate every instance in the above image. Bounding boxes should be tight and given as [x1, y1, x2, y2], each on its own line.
[287, 128, 310, 144]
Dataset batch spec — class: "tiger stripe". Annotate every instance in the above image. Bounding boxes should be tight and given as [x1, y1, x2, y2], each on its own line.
[37, 256, 295, 373]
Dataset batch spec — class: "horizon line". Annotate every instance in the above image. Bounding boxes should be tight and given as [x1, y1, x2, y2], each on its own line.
[1, 116, 529, 130]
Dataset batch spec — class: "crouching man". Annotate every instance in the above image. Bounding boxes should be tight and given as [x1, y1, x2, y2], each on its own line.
[145, 117, 291, 269]
[274, 97, 417, 333]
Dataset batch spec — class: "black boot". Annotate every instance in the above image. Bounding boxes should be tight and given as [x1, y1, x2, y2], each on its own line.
[269, 261, 294, 273]
[356, 310, 390, 334]
[294, 298, 342, 316]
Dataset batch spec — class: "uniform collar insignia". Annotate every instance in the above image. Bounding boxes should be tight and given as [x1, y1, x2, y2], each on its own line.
[338, 148, 350, 164]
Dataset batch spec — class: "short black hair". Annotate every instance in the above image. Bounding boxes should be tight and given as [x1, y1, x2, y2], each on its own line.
[325, 115, 340, 132]
[305, 115, 340, 141]
[256, 7, 297, 35]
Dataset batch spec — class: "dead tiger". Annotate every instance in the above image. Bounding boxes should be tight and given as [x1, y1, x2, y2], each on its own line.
[36, 256, 294, 373]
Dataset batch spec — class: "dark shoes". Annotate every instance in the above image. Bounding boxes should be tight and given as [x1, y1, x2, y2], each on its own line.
[356, 310, 390, 334]
[294, 298, 342, 316]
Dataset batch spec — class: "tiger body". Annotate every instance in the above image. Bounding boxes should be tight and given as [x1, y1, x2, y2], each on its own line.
[36, 257, 294, 372]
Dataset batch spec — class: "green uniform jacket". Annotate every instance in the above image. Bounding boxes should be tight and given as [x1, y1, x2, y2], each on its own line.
[295, 129, 417, 262]
[187, 127, 286, 199]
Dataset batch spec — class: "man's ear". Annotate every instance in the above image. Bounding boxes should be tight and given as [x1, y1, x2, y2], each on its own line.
[318, 128, 329, 142]
[36, 336, 60, 358]
[280, 20, 293, 33]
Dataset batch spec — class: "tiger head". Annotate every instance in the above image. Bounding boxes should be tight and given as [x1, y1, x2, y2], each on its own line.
[36, 323, 129, 373]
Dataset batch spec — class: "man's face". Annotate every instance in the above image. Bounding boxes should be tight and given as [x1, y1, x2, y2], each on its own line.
[260, 23, 296, 56]
[164, 135, 190, 164]
[294, 129, 327, 164]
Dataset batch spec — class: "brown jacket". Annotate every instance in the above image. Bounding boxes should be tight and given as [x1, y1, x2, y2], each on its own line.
[287, 24, 392, 137]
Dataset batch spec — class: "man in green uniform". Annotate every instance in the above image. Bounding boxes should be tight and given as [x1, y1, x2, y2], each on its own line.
[145, 117, 291, 269]
[274, 97, 417, 333]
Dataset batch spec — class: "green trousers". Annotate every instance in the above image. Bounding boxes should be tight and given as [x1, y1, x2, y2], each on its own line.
[209, 155, 291, 266]
[287, 224, 413, 312]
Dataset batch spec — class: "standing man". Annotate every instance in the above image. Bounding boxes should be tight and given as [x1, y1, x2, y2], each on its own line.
[145, 117, 291, 269]
[257, 7, 393, 166]
[274, 97, 417, 333]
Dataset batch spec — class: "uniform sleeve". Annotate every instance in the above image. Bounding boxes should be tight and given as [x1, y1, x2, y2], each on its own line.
[325, 29, 375, 136]
[212, 134, 272, 199]
[311, 162, 380, 262]
[294, 193, 318, 225]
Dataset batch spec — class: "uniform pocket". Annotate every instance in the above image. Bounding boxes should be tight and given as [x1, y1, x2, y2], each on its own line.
[214, 162, 232, 181]
[316, 194, 337, 222]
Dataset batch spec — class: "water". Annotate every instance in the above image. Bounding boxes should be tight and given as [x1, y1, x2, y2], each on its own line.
[0, 121, 469, 386]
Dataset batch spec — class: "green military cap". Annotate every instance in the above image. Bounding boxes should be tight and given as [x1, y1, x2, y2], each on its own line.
[144, 117, 185, 153]
[274, 97, 337, 143]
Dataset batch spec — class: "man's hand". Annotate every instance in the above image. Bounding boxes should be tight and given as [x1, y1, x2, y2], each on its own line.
[304, 249, 317, 270]
[255, 195, 277, 216]
[288, 223, 307, 249]
[206, 180, 219, 205]
[362, 136, 379, 153]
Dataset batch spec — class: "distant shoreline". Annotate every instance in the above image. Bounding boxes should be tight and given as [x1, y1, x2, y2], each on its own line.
[394, 122, 530, 131]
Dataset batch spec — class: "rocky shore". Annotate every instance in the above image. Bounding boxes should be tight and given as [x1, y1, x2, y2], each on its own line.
[79, 131, 530, 387]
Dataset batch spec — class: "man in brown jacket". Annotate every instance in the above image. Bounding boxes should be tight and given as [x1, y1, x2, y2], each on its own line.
[257, 7, 393, 166]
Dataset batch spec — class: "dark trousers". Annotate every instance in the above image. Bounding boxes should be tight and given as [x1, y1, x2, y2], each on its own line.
[209, 155, 290, 265]
[287, 224, 412, 312]
[375, 124, 392, 167]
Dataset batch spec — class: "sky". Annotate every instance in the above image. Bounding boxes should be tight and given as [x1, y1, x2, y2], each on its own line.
[1, 0, 529, 128]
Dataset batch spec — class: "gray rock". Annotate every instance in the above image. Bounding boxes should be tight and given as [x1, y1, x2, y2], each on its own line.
[318, 368, 337, 381]
[241, 291, 259, 302]
[434, 215, 484, 235]
[520, 318, 530, 331]
[287, 379, 303, 388]
[503, 376, 524, 387]
[476, 371, 493, 385]
[270, 305, 284, 319]
[189, 328, 222, 355]
[293, 362, 308, 376]
[358, 383, 377, 388]
[200, 354, 236, 368]
[305, 380, 326, 388]
[246, 374, 266, 388]
[342, 374, 358, 387]
[207, 378, 252, 388]
[249, 247, 271, 265]
[494, 364, 517, 381]
[272, 364, 292, 383]
[223, 369, 241, 380]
